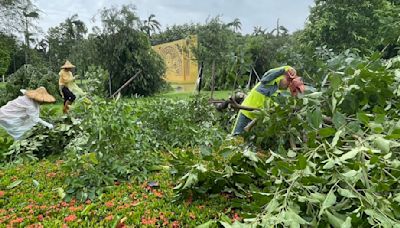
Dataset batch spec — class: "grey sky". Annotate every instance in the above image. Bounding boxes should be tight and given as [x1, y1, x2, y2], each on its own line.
[34, 0, 314, 35]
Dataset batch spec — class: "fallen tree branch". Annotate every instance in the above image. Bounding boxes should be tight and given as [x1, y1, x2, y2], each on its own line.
[110, 70, 142, 98]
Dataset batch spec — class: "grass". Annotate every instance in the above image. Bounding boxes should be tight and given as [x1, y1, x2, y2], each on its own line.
[0, 82, 5, 89]
[159, 90, 232, 100]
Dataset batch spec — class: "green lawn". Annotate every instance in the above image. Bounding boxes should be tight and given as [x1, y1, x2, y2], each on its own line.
[159, 90, 232, 100]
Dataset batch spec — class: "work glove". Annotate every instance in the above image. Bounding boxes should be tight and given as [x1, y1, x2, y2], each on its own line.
[44, 122, 54, 129]
[288, 77, 305, 97]
[285, 67, 297, 79]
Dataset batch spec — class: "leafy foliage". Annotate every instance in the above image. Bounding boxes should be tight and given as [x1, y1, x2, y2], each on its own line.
[173, 53, 400, 227]
[302, 0, 399, 55]
[95, 5, 166, 96]
[0, 64, 59, 106]
[82, 65, 108, 97]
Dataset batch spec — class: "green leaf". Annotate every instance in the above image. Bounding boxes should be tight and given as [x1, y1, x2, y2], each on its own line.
[196, 220, 217, 228]
[200, 145, 212, 158]
[337, 188, 357, 198]
[331, 130, 343, 148]
[333, 112, 346, 129]
[55, 187, 66, 199]
[356, 112, 369, 124]
[81, 204, 95, 216]
[325, 210, 345, 228]
[374, 137, 390, 153]
[308, 108, 322, 129]
[243, 149, 258, 162]
[320, 191, 336, 216]
[323, 159, 336, 169]
[33, 179, 39, 188]
[319, 127, 336, 138]
[297, 155, 307, 170]
[6, 180, 23, 189]
[182, 173, 198, 189]
[369, 122, 384, 134]
[339, 148, 360, 161]
[341, 217, 352, 228]
[342, 170, 359, 178]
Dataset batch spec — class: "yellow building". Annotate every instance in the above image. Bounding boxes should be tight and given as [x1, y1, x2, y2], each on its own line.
[152, 36, 198, 84]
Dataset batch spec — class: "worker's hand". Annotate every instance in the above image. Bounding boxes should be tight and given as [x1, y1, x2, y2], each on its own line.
[46, 123, 54, 129]
[285, 67, 297, 79]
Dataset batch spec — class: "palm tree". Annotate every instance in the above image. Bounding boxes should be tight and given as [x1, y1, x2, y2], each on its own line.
[227, 18, 242, 33]
[142, 14, 161, 37]
[65, 14, 87, 40]
[270, 19, 289, 37]
[253, 26, 266, 36]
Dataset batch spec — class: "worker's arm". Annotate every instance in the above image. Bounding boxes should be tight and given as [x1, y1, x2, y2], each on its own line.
[260, 66, 293, 84]
[26, 104, 53, 129]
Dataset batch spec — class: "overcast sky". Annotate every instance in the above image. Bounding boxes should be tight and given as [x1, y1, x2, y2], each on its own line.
[34, 0, 314, 35]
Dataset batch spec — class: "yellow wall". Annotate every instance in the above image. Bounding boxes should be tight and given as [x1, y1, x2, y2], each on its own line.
[152, 36, 198, 84]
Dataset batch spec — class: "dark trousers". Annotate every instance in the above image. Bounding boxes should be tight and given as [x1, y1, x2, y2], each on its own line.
[62, 87, 76, 105]
[232, 112, 252, 136]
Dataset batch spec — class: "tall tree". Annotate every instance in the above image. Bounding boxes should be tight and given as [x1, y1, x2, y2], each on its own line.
[227, 18, 242, 33]
[46, 14, 87, 70]
[302, 0, 396, 54]
[141, 14, 161, 37]
[96, 5, 166, 96]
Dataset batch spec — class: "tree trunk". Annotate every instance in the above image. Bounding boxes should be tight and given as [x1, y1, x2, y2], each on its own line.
[210, 60, 216, 99]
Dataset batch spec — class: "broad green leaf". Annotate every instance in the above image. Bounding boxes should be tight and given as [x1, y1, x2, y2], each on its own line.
[265, 198, 279, 214]
[394, 193, 400, 203]
[339, 148, 360, 161]
[369, 122, 384, 134]
[285, 208, 309, 225]
[55, 187, 66, 199]
[200, 145, 212, 158]
[182, 173, 198, 189]
[356, 112, 369, 124]
[331, 130, 343, 148]
[374, 137, 390, 153]
[297, 155, 307, 170]
[196, 220, 216, 228]
[341, 217, 352, 228]
[219, 221, 232, 228]
[325, 210, 345, 228]
[323, 159, 335, 169]
[333, 112, 346, 129]
[320, 191, 336, 216]
[342, 170, 359, 178]
[337, 188, 357, 198]
[6, 180, 23, 189]
[287, 150, 297, 158]
[243, 149, 258, 162]
[319, 128, 336, 138]
[308, 108, 322, 129]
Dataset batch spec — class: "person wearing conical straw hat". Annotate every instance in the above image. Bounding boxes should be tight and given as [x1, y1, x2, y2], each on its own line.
[0, 87, 55, 140]
[59, 60, 85, 114]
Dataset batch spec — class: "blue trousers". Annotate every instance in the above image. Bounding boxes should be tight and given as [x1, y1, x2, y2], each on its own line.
[232, 112, 252, 136]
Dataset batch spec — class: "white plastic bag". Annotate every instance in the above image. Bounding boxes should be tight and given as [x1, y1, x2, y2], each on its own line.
[0, 94, 51, 140]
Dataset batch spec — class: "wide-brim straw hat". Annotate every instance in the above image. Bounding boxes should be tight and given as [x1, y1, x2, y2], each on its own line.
[61, 60, 75, 69]
[25, 87, 56, 103]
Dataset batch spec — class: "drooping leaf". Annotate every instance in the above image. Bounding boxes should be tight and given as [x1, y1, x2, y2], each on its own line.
[6, 180, 23, 189]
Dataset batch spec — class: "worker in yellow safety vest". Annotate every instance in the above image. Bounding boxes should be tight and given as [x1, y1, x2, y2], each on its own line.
[232, 66, 305, 135]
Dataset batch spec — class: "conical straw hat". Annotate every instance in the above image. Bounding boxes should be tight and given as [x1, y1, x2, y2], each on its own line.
[61, 60, 75, 69]
[25, 87, 56, 103]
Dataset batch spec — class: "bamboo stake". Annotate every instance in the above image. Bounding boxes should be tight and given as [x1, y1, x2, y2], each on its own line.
[110, 70, 142, 98]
